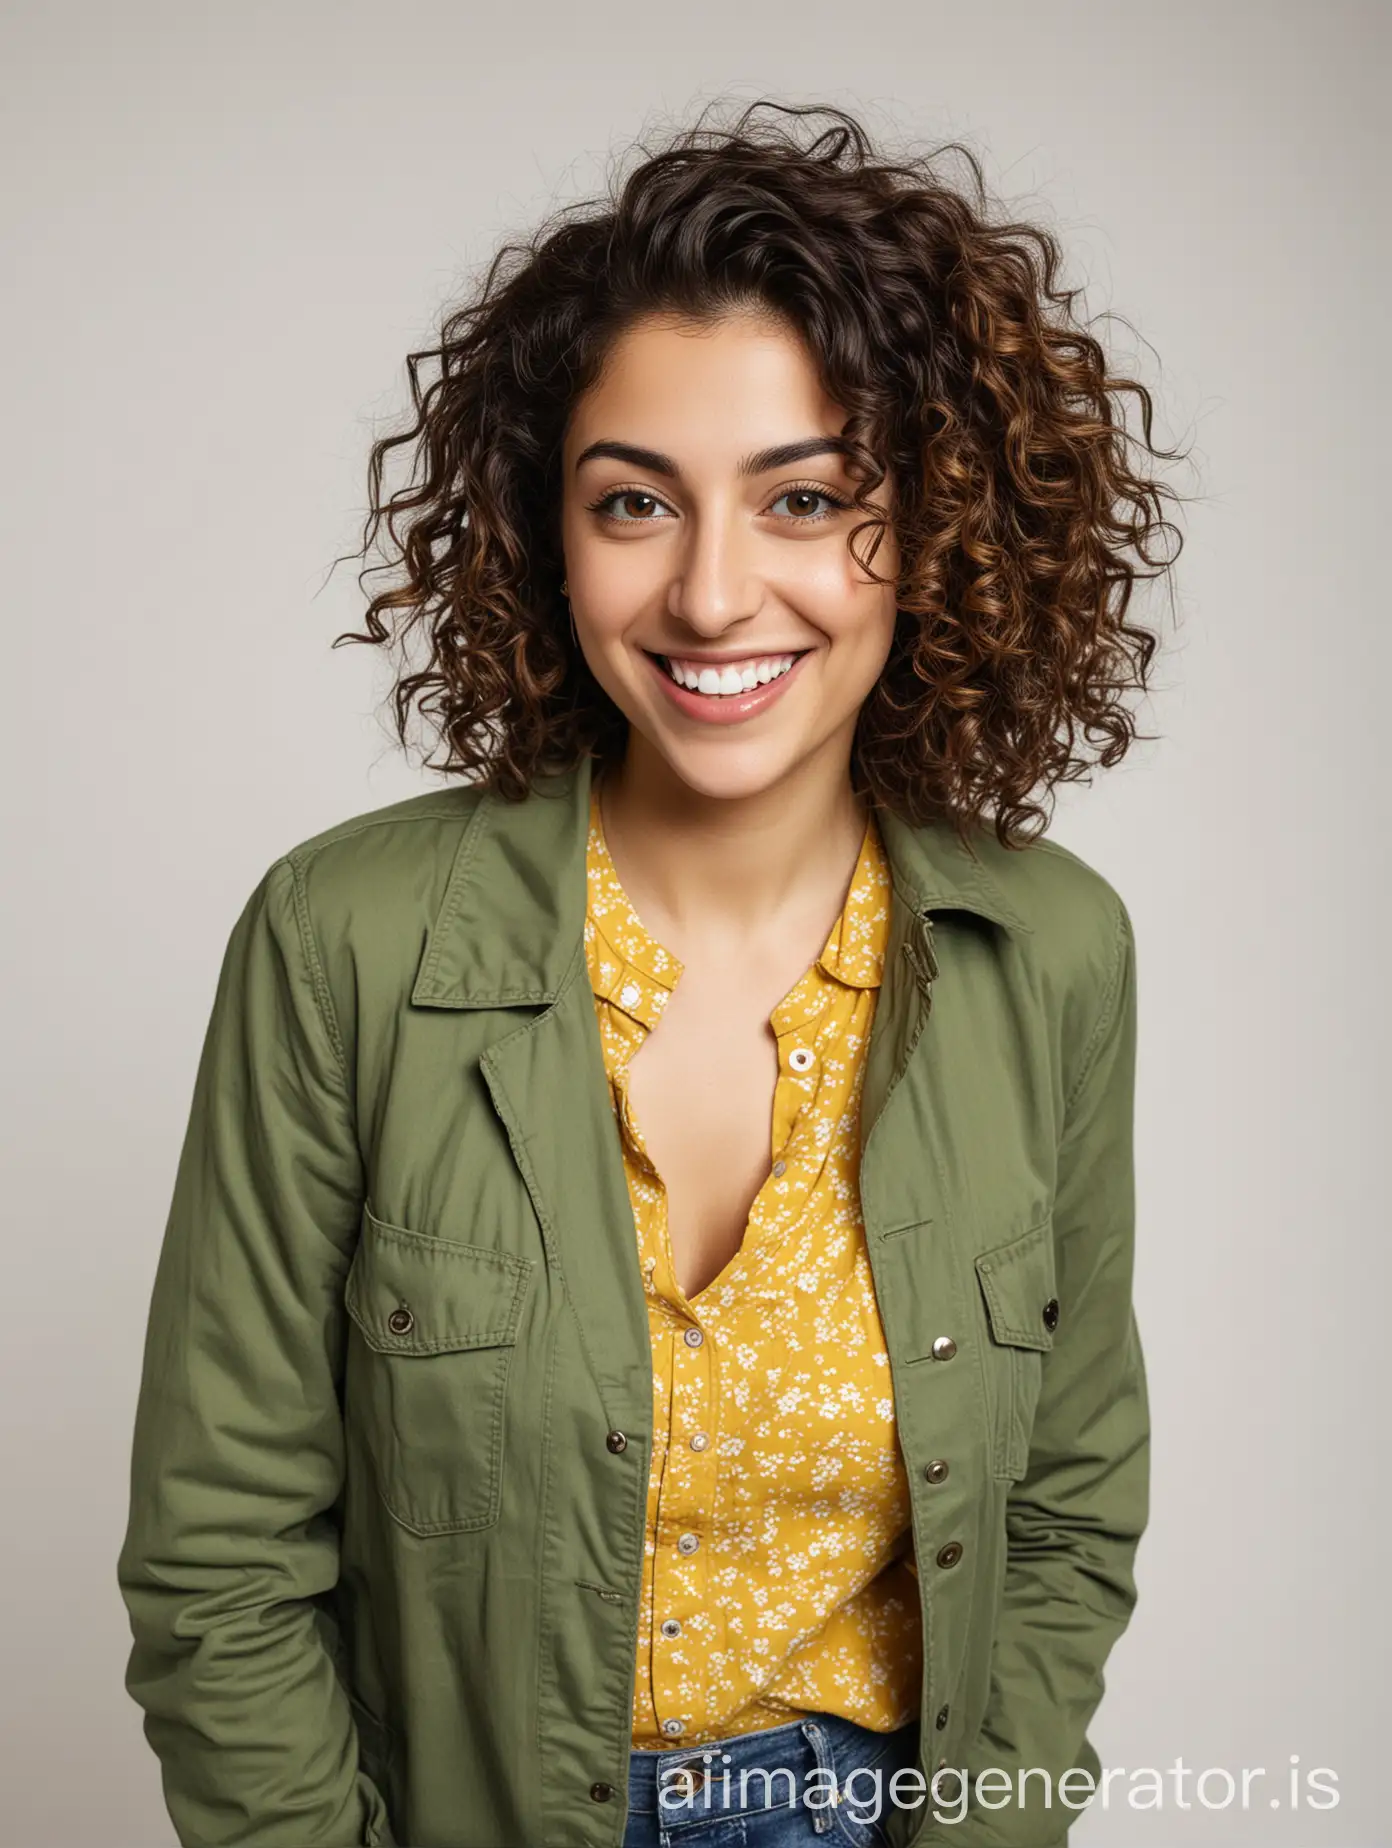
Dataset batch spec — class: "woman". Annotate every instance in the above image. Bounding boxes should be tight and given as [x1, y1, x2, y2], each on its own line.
[117, 100, 1179, 1848]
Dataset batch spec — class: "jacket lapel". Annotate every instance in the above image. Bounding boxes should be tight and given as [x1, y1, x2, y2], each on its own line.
[409, 756, 653, 1433]
[860, 804, 1032, 1232]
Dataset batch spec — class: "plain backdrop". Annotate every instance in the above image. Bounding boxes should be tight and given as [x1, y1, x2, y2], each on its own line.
[2, 2, 1386, 1844]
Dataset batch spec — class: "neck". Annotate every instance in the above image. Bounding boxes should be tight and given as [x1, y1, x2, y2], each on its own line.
[594, 727, 869, 962]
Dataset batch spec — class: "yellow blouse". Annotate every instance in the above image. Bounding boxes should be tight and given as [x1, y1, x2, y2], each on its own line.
[583, 781, 923, 1751]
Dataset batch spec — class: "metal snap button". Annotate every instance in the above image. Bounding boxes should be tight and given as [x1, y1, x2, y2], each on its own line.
[935, 1541, 964, 1569]
[665, 1754, 708, 1794]
[387, 1307, 414, 1336]
[589, 1782, 614, 1802]
[935, 1704, 950, 1729]
[923, 1459, 949, 1484]
[931, 1335, 957, 1361]
[1043, 1297, 1060, 1331]
[605, 1430, 628, 1453]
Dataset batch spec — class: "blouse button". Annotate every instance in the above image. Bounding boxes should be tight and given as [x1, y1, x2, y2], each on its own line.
[683, 1326, 704, 1347]
[387, 1307, 414, 1336]
[689, 1431, 710, 1451]
[771, 1159, 787, 1178]
[661, 1718, 685, 1736]
[787, 1046, 815, 1073]
[677, 1532, 700, 1555]
[619, 981, 641, 1009]
[660, 1618, 682, 1638]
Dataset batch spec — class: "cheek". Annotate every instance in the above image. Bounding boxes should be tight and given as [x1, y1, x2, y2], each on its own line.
[823, 593, 900, 710]
[786, 531, 895, 612]
[570, 537, 664, 636]
[803, 559, 898, 654]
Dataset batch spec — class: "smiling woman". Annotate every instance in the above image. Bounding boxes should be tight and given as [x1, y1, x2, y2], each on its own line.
[117, 96, 1182, 1848]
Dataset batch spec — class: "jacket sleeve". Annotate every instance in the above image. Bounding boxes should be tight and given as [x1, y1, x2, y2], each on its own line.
[117, 856, 396, 1848]
[941, 895, 1150, 1848]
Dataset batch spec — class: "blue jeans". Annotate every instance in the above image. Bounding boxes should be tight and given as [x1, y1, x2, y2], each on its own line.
[621, 1712, 923, 1847]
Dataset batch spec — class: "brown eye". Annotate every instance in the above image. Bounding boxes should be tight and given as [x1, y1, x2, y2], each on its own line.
[769, 486, 846, 521]
[590, 488, 672, 522]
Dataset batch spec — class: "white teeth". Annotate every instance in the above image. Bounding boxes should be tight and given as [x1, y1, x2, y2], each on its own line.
[662, 653, 798, 696]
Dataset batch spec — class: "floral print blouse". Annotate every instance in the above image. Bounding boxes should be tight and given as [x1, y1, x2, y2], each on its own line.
[583, 780, 923, 1750]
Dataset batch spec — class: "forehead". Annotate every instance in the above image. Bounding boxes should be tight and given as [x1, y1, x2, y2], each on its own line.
[565, 310, 846, 459]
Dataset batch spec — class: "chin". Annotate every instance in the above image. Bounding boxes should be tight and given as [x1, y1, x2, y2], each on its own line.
[641, 732, 810, 804]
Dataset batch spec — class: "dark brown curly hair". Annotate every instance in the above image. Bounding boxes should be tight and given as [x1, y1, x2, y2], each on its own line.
[337, 97, 1187, 849]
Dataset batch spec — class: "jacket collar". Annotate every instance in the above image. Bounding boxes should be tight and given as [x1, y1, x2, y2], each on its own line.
[411, 754, 1030, 1010]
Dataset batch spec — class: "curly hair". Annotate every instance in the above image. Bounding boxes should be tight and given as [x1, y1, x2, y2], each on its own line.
[337, 97, 1187, 849]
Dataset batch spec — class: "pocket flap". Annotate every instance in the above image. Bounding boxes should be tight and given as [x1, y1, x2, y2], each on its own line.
[974, 1218, 1057, 1352]
[345, 1206, 534, 1355]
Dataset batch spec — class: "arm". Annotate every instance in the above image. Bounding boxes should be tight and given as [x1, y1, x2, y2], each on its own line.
[117, 857, 395, 1847]
[941, 896, 1150, 1847]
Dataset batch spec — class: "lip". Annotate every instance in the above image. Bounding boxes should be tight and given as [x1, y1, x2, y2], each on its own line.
[643, 648, 812, 727]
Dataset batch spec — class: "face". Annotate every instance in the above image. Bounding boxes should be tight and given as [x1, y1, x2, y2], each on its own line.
[559, 309, 899, 803]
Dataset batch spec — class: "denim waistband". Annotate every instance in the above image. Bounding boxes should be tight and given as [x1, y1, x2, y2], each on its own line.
[625, 1710, 922, 1828]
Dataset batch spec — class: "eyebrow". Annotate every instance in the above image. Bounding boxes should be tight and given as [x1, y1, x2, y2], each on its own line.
[573, 435, 853, 478]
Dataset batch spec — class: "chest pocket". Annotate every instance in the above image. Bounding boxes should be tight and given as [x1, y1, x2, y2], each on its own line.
[344, 1205, 534, 1536]
[973, 1218, 1058, 1482]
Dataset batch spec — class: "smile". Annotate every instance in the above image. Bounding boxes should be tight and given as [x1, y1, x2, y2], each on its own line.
[657, 651, 805, 696]
[641, 647, 814, 727]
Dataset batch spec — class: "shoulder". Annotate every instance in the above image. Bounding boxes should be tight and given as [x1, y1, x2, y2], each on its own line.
[261, 782, 488, 962]
[963, 825, 1136, 1066]
[979, 827, 1130, 957]
[278, 782, 487, 872]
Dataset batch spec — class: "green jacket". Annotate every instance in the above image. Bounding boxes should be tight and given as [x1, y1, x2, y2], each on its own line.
[117, 754, 1148, 1848]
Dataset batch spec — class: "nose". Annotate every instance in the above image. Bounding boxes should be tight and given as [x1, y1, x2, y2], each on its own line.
[666, 506, 764, 634]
